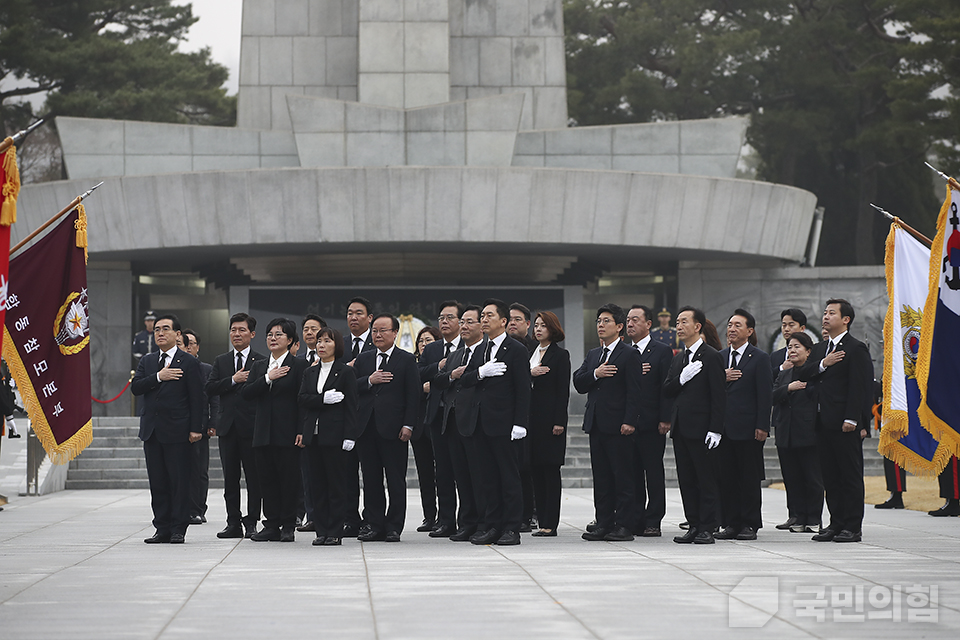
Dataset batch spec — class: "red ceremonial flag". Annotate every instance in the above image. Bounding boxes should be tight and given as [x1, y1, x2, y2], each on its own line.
[0, 139, 21, 355]
[3, 207, 91, 463]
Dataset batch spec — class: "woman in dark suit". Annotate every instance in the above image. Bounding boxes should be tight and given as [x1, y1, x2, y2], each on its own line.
[411, 326, 442, 532]
[772, 332, 824, 533]
[297, 327, 359, 546]
[528, 311, 571, 537]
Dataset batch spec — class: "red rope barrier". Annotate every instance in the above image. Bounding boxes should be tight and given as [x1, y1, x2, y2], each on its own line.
[91, 378, 132, 404]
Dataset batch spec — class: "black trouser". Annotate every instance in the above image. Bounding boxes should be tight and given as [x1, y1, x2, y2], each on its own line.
[190, 436, 210, 518]
[515, 437, 535, 524]
[631, 429, 666, 532]
[588, 430, 635, 531]
[446, 417, 480, 530]
[718, 437, 765, 531]
[255, 445, 302, 532]
[343, 448, 362, 529]
[411, 433, 437, 523]
[429, 416, 458, 528]
[299, 449, 313, 524]
[778, 445, 823, 527]
[883, 457, 907, 493]
[358, 425, 409, 534]
[939, 456, 960, 499]
[816, 420, 864, 533]
[473, 430, 523, 533]
[305, 442, 347, 538]
[143, 435, 191, 536]
[530, 464, 562, 530]
[218, 430, 261, 529]
[673, 434, 720, 533]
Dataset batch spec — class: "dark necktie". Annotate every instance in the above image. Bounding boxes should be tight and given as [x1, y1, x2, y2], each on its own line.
[683, 349, 690, 367]
[600, 347, 609, 364]
[730, 350, 739, 369]
[378, 353, 388, 370]
[461, 347, 471, 366]
[160, 353, 168, 369]
[484, 341, 493, 363]
[826, 340, 835, 355]
[444, 342, 453, 358]
[353, 337, 362, 359]
[307, 351, 316, 364]
[236, 352, 243, 373]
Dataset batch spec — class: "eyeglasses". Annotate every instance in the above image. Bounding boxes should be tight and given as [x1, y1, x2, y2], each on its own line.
[597, 318, 616, 325]
[370, 329, 395, 335]
[459, 319, 479, 326]
[266, 332, 287, 339]
[438, 314, 458, 322]
[154, 326, 175, 333]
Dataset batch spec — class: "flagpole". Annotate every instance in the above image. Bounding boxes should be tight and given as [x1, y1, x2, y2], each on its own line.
[925, 162, 960, 192]
[870, 204, 933, 248]
[0, 119, 45, 154]
[9, 182, 103, 256]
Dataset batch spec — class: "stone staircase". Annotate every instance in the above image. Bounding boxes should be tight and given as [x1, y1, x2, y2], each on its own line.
[68, 416, 885, 490]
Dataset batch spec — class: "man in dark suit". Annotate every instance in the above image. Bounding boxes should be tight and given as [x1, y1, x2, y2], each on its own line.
[295, 314, 326, 532]
[354, 313, 421, 542]
[715, 309, 772, 541]
[770, 308, 807, 530]
[663, 306, 726, 545]
[507, 302, 538, 531]
[131, 314, 204, 544]
[341, 297, 375, 536]
[460, 298, 532, 546]
[574, 304, 642, 542]
[811, 298, 871, 543]
[418, 300, 463, 537]
[181, 329, 219, 526]
[625, 305, 674, 537]
[205, 313, 265, 539]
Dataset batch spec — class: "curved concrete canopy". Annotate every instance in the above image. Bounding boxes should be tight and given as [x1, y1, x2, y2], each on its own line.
[16, 166, 816, 283]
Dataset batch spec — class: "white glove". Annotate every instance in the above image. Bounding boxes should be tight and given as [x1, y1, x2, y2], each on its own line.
[679, 360, 703, 385]
[511, 426, 527, 440]
[478, 360, 507, 379]
[705, 432, 721, 449]
[342, 439, 355, 452]
[323, 390, 345, 404]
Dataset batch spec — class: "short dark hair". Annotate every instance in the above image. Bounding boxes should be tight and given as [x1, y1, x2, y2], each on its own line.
[348, 296, 373, 316]
[482, 298, 509, 321]
[677, 305, 706, 330]
[462, 304, 482, 320]
[731, 308, 756, 329]
[597, 304, 626, 335]
[182, 329, 199, 346]
[302, 314, 327, 330]
[535, 310, 565, 343]
[372, 312, 399, 332]
[229, 312, 256, 331]
[631, 305, 654, 324]
[317, 327, 345, 360]
[509, 303, 531, 322]
[826, 298, 856, 327]
[788, 332, 814, 351]
[416, 326, 442, 356]
[781, 308, 807, 327]
[437, 300, 464, 318]
[265, 318, 298, 348]
[156, 314, 181, 332]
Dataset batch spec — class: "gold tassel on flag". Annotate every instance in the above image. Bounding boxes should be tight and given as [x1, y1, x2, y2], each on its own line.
[74, 203, 88, 264]
[1, 139, 20, 226]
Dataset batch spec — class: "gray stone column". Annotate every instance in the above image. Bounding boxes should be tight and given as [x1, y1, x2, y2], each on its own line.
[87, 266, 134, 417]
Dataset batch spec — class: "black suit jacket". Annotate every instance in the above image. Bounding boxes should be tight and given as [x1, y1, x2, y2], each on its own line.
[572, 340, 643, 435]
[633, 338, 675, 430]
[811, 333, 871, 430]
[433, 341, 483, 436]
[461, 335, 532, 437]
[132, 348, 204, 444]
[770, 347, 787, 380]
[529, 342, 571, 466]
[419, 337, 460, 427]
[719, 343, 773, 440]
[354, 347, 421, 439]
[772, 362, 819, 448]
[204, 349, 266, 438]
[341, 332, 375, 363]
[242, 352, 309, 447]
[298, 360, 359, 446]
[663, 342, 726, 439]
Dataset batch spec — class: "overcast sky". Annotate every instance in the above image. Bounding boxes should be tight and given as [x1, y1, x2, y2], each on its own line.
[183, 0, 244, 95]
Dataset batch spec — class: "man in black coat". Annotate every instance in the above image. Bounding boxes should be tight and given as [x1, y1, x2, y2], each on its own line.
[205, 313, 265, 539]
[663, 306, 726, 545]
[181, 329, 219, 526]
[459, 298, 532, 546]
[625, 305, 674, 537]
[574, 304, 643, 542]
[341, 297, 375, 536]
[716, 309, 772, 541]
[354, 313, 421, 542]
[810, 298, 871, 543]
[131, 314, 204, 544]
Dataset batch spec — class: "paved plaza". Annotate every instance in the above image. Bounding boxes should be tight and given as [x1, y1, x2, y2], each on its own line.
[1, 485, 957, 639]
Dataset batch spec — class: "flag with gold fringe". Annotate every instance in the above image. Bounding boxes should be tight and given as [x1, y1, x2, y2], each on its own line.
[916, 186, 960, 461]
[0, 136, 21, 355]
[3, 206, 91, 464]
[879, 223, 952, 475]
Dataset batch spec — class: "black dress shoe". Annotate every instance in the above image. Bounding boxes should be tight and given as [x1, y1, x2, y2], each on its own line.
[642, 527, 661, 537]
[217, 525, 243, 539]
[581, 528, 609, 541]
[280, 529, 295, 542]
[714, 526, 739, 540]
[875, 494, 905, 509]
[531, 529, 557, 537]
[812, 527, 838, 542]
[833, 529, 862, 543]
[244, 524, 258, 539]
[673, 529, 697, 544]
[495, 530, 521, 545]
[170, 533, 185, 544]
[678, 521, 690, 530]
[358, 529, 386, 542]
[470, 529, 500, 545]
[928, 499, 960, 516]
[775, 516, 798, 530]
[201, 515, 207, 523]
[585, 519, 599, 533]
[449, 527, 476, 541]
[188, 515, 203, 525]
[604, 526, 635, 542]
[342, 523, 360, 538]
[693, 530, 715, 544]
[736, 527, 758, 541]
[251, 528, 281, 542]
[416, 519, 436, 532]
[323, 537, 342, 546]
[385, 531, 401, 542]
[429, 524, 455, 538]
[297, 520, 315, 532]
[519, 520, 533, 533]
[312, 536, 327, 546]
[144, 532, 171, 544]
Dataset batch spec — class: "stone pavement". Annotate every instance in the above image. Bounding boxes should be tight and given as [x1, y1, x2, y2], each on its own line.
[0, 487, 957, 640]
